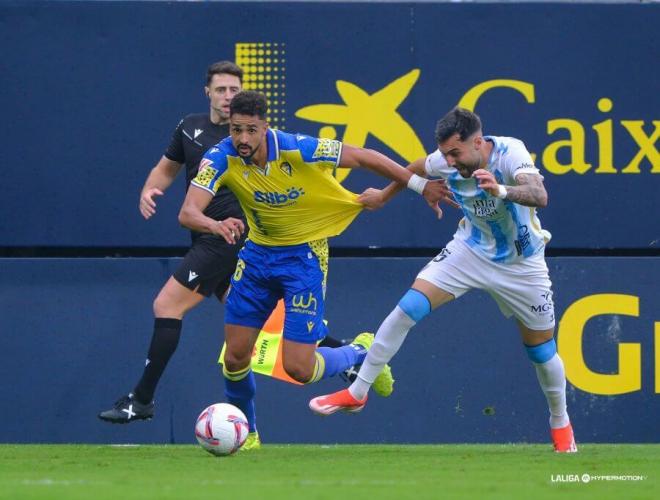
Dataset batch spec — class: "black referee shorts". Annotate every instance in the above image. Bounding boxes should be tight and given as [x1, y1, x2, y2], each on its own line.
[173, 232, 247, 300]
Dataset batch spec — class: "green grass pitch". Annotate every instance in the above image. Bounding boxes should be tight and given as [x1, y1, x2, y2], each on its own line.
[0, 444, 657, 499]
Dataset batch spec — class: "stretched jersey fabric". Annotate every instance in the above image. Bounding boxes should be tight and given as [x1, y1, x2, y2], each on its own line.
[191, 129, 362, 246]
[425, 136, 547, 264]
[165, 114, 244, 241]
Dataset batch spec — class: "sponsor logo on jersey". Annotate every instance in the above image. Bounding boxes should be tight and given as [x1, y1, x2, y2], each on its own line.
[194, 129, 203, 139]
[195, 163, 219, 188]
[514, 225, 532, 255]
[515, 162, 535, 171]
[473, 198, 499, 217]
[254, 187, 305, 205]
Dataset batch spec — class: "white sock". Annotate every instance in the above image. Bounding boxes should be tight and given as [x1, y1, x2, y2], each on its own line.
[349, 306, 415, 400]
[533, 353, 570, 429]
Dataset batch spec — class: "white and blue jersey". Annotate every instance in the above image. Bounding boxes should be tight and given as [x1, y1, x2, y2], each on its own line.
[425, 136, 548, 264]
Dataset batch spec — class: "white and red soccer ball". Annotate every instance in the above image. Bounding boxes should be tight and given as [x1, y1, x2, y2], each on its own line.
[195, 403, 249, 456]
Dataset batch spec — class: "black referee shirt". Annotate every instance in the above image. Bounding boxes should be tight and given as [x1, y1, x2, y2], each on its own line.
[164, 113, 245, 239]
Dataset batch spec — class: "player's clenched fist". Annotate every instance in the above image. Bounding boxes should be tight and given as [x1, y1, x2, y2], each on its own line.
[471, 169, 499, 196]
[213, 217, 245, 244]
[357, 188, 386, 210]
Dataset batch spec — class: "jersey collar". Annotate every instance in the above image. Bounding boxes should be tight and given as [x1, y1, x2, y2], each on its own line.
[236, 128, 280, 170]
[266, 128, 280, 162]
[483, 135, 498, 169]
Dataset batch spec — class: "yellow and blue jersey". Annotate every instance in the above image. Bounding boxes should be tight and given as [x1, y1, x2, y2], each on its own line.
[191, 129, 362, 246]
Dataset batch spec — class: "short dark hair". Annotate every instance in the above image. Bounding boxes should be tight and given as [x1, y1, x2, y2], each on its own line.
[230, 91, 269, 120]
[434, 107, 482, 143]
[206, 61, 243, 85]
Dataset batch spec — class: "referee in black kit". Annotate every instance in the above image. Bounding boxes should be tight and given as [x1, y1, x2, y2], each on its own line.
[99, 61, 246, 425]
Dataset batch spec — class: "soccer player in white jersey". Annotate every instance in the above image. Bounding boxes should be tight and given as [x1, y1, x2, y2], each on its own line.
[310, 107, 577, 453]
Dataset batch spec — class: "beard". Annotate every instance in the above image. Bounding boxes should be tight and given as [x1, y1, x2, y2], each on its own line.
[237, 143, 259, 161]
[456, 158, 481, 178]
[457, 165, 476, 178]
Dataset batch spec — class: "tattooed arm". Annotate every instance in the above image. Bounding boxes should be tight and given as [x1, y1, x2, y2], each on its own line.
[506, 173, 548, 207]
[472, 169, 548, 208]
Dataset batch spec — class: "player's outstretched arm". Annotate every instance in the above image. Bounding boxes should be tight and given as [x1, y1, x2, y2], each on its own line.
[357, 157, 458, 218]
[178, 186, 245, 244]
[139, 156, 182, 219]
[472, 169, 548, 208]
[340, 146, 452, 209]
[339, 145, 414, 184]
[357, 158, 426, 209]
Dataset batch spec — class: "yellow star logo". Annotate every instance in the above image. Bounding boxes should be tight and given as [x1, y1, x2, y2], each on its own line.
[295, 69, 426, 182]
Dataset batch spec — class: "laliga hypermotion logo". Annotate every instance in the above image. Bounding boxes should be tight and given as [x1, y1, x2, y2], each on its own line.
[295, 69, 426, 182]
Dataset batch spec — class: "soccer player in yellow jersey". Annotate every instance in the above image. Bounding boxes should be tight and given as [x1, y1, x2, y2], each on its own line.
[179, 91, 452, 437]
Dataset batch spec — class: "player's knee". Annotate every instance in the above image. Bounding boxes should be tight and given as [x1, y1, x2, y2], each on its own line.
[153, 292, 178, 317]
[223, 351, 251, 373]
[283, 362, 314, 383]
[524, 338, 557, 364]
[397, 289, 431, 323]
[153, 296, 167, 317]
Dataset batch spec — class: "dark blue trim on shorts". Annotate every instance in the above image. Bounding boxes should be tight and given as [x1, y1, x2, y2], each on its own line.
[244, 239, 311, 254]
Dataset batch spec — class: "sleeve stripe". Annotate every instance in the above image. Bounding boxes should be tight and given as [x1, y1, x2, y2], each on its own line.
[190, 181, 216, 195]
[333, 142, 343, 178]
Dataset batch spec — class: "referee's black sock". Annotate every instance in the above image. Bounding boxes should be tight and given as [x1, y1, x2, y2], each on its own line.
[133, 318, 182, 404]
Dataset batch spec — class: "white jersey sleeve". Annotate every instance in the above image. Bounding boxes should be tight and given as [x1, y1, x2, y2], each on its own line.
[424, 150, 450, 179]
[499, 139, 540, 184]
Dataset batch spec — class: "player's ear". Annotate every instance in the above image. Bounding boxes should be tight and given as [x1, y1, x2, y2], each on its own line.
[205, 86, 210, 98]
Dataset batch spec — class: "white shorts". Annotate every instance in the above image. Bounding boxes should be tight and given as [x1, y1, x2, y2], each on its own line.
[416, 238, 555, 330]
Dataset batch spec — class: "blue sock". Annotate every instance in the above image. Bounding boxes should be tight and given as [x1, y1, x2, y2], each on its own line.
[314, 344, 366, 381]
[223, 368, 257, 433]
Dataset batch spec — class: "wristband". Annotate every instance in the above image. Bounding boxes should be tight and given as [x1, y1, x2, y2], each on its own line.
[496, 184, 508, 199]
[407, 173, 429, 195]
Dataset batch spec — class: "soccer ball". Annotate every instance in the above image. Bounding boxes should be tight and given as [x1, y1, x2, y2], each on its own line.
[194, 403, 249, 456]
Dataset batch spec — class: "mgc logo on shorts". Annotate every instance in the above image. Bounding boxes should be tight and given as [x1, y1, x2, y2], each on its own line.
[530, 290, 554, 317]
